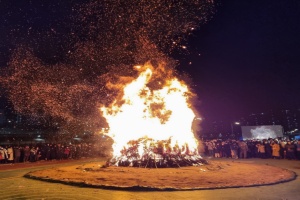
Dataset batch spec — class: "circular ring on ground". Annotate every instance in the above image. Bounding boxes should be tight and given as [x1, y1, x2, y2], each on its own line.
[24, 160, 296, 191]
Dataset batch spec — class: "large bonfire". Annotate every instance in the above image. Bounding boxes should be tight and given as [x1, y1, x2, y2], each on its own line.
[0, 0, 215, 169]
[101, 62, 207, 168]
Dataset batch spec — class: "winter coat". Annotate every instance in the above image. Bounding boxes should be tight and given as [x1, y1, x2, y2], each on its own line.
[0, 148, 4, 160]
[7, 147, 14, 161]
[256, 144, 265, 153]
[271, 143, 280, 157]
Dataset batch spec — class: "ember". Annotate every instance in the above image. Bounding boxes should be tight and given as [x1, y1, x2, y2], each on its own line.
[101, 62, 207, 168]
[108, 138, 208, 168]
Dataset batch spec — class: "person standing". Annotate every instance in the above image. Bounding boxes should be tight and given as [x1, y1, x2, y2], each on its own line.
[50, 144, 57, 160]
[0, 146, 5, 164]
[207, 141, 214, 157]
[214, 142, 221, 158]
[256, 141, 266, 159]
[64, 146, 70, 159]
[75, 144, 82, 159]
[19, 146, 24, 162]
[247, 140, 256, 158]
[57, 145, 64, 160]
[285, 141, 296, 160]
[29, 146, 36, 162]
[7, 146, 14, 163]
[271, 141, 280, 159]
[238, 141, 248, 159]
[279, 140, 287, 159]
[23, 145, 30, 162]
[35, 147, 41, 161]
[3, 146, 8, 163]
[230, 141, 239, 159]
[264, 141, 272, 159]
[45, 144, 51, 161]
[14, 146, 21, 163]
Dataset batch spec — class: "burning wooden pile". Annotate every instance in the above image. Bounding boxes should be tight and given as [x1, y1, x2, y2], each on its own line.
[107, 138, 208, 168]
[101, 64, 205, 168]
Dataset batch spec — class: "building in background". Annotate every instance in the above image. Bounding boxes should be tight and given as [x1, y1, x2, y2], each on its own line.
[202, 108, 300, 139]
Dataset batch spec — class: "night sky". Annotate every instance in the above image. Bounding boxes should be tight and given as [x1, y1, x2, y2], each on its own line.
[185, 0, 300, 123]
[1, 1, 300, 129]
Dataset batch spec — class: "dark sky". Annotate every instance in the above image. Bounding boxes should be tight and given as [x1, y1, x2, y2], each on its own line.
[1, 0, 300, 125]
[184, 0, 300, 122]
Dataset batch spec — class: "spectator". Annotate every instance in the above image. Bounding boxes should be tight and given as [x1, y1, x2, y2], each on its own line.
[23, 145, 30, 162]
[285, 141, 296, 160]
[64, 146, 70, 159]
[35, 147, 41, 161]
[238, 141, 248, 159]
[230, 141, 239, 159]
[221, 141, 228, 158]
[254, 140, 260, 158]
[3, 146, 8, 163]
[279, 140, 286, 159]
[264, 140, 272, 159]
[7, 146, 14, 163]
[247, 140, 256, 158]
[29, 146, 36, 162]
[214, 141, 221, 158]
[0, 146, 5, 164]
[14, 146, 21, 163]
[19, 146, 24, 162]
[207, 141, 214, 157]
[57, 144, 64, 160]
[75, 144, 82, 159]
[256, 142, 266, 159]
[50, 144, 57, 160]
[45, 144, 51, 161]
[70, 145, 76, 159]
[271, 141, 280, 159]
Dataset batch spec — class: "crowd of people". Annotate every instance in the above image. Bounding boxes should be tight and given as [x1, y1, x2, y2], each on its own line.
[200, 137, 300, 160]
[1, 137, 300, 165]
[0, 143, 105, 164]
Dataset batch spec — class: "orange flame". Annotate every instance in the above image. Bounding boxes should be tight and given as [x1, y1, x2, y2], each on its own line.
[101, 63, 199, 158]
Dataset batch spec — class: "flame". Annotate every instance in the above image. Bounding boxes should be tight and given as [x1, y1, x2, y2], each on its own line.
[101, 63, 199, 159]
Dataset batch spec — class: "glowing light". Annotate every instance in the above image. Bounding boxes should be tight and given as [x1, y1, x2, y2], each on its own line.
[101, 63, 199, 159]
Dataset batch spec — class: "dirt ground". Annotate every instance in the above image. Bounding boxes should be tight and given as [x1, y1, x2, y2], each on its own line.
[24, 159, 296, 190]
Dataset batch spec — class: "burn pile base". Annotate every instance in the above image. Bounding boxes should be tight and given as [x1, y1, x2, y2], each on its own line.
[107, 139, 208, 168]
[108, 154, 208, 168]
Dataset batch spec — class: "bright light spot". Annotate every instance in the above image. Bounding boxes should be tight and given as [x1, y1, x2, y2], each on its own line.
[101, 63, 199, 158]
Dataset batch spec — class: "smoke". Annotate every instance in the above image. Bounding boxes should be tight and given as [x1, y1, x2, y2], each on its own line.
[0, 0, 215, 133]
